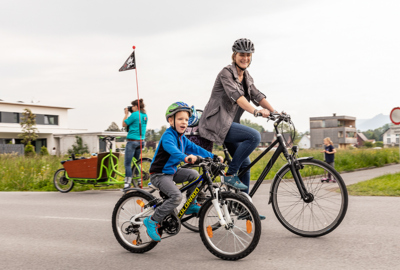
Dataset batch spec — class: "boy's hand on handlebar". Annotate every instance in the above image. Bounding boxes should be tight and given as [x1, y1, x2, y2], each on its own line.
[218, 156, 224, 163]
[185, 155, 197, 164]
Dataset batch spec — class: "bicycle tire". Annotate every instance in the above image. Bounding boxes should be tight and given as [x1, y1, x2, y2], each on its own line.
[271, 159, 348, 237]
[199, 192, 261, 261]
[132, 158, 152, 187]
[112, 191, 159, 253]
[53, 168, 74, 193]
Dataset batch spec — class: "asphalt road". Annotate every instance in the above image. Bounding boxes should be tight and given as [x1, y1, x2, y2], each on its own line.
[1, 164, 400, 270]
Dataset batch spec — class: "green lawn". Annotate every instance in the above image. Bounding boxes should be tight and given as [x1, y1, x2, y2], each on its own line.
[347, 173, 400, 196]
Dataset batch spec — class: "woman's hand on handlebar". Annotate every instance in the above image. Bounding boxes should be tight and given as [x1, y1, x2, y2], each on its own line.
[256, 108, 270, 118]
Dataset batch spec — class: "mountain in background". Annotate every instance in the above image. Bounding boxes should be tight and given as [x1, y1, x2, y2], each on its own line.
[356, 114, 390, 131]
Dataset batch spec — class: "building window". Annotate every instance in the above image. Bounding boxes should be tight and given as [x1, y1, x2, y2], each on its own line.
[44, 115, 58, 125]
[387, 138, 391, 144]
[0, 112, 19, 123]
[346, 132, 355, 138]
[338, 131, 343, 138]
[338, 120, 344, 127]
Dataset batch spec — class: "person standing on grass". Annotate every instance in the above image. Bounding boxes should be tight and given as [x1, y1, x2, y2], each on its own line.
[321, 137, 337, 183]
[122, 99, 148, 190]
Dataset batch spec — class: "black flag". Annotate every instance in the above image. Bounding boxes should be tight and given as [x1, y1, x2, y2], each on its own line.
[119, 50, 136, 72]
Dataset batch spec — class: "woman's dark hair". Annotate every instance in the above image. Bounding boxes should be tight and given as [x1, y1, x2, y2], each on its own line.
[131, 99, 146, 113]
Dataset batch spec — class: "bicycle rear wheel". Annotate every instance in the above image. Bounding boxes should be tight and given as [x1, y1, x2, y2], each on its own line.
[112, 191, 159, 253]
[199, 192, 261, 260]
[271, 159, 348, 237]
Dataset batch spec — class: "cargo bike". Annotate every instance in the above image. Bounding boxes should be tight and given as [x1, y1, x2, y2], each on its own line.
[53, 136, 152, 193]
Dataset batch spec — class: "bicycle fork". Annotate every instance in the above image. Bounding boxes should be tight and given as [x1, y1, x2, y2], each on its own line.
[211, 188, 232, 227]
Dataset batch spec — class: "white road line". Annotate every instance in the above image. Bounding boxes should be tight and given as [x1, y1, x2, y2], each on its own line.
[40, 216, 111, 222]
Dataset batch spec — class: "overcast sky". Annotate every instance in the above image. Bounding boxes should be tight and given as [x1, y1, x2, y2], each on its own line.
[1, 0, 399, 133]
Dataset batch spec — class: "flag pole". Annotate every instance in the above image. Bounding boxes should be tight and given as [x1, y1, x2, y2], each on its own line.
[132, 46, 144, 189]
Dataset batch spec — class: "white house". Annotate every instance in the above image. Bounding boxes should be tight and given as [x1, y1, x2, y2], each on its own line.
[0, 100, 126, 154]
[382, 125, 400, 147]
[298, 135, 310, 149]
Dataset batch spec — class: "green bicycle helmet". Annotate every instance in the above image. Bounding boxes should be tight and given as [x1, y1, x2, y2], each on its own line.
[165, 102, 192, 122]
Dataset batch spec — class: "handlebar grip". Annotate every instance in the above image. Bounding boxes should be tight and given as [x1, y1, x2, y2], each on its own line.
[255, 112, 262, 117]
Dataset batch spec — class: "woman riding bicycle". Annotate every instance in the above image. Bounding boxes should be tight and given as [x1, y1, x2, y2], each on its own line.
[199, 38, 278, 194]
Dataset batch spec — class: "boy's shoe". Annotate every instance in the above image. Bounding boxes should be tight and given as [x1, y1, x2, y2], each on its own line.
[223, 174, 247, 190]
[328, 179, 337, 183]
[185, 201, 201, 215]
[143, 216, 161, 242]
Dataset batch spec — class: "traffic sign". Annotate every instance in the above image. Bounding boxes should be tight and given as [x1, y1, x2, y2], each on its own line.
[390, 107, 400, 125]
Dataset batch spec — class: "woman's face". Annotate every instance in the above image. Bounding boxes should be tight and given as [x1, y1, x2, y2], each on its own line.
[234, 53, 252, 70]
[132, 105, 138, 112]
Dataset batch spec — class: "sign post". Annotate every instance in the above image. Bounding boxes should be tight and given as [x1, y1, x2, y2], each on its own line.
[390, 107, 400, 160]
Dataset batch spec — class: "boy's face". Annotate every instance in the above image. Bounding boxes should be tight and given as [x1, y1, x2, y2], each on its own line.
[168, 111, 189, 133]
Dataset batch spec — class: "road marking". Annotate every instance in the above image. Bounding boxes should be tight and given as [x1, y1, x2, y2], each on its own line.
[40, 216, 111, 222]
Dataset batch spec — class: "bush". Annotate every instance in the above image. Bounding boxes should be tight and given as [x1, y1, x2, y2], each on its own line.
[374, 141, 384, 147]
[364, 141, 374, 148]
[24, 143, 36, 157]
[40, 146, 49, 156]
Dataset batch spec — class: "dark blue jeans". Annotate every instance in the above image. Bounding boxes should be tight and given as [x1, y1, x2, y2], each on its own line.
[124, 141, 145, 177]
[224, 122, 261, 193]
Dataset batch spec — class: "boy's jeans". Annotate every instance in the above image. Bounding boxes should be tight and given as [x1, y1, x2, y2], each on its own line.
[224, 122, 261, 194]
[150, 168, 199, 223]
[124, 140, 145, 178]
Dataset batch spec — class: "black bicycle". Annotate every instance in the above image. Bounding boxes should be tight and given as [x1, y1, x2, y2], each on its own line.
[112, 157, 262, 261]
[181, 112, 348, 237]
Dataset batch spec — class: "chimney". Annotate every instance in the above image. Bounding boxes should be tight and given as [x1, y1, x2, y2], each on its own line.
[333, 113, 336, 117]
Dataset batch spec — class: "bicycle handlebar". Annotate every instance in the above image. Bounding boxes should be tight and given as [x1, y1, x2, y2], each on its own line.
[255, 111, 291, 123]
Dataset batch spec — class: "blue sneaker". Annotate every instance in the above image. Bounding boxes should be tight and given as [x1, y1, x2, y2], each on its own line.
[223, 174, 248, 190]
[238, 212, 266, 221]
[143, 216, 161, 242]
[185, 201, 201, 215]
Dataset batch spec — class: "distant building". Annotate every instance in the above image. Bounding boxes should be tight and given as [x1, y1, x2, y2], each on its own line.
[310, 114, 357, 149]
[298, 135, 310, 149]
[382, 126, 400, 147]
[259, 131, 292, 148]
[0, 100, 126, 154]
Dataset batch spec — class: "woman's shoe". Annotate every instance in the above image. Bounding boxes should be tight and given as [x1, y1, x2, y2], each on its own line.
[223, 174, 247, 190]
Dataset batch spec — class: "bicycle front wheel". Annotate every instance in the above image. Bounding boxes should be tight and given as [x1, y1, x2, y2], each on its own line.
[199, 192, 261, 261]
[271, 159, 348, 237]
[53, 168, 74, 193]
[112, 191, 159, 253]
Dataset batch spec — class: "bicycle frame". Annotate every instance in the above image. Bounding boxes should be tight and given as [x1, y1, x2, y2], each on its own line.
[232, 119, 313, 202]
[131, 162, 229, 228]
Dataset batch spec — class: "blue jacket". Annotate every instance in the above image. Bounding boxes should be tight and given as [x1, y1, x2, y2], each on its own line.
[150, 127, 215, 174]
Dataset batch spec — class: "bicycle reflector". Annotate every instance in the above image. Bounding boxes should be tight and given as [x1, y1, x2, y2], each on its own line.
[246, 220, 252, 234]
[136, 200, 145, 207]
[132, 240, 137, 245]
[207, 225, 213, 238]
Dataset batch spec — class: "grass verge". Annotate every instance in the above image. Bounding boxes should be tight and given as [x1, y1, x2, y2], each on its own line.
[347, 172, 400, 196]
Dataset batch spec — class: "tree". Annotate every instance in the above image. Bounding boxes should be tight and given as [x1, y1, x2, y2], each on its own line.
[363, 123, 391, 142]
[40, 146, 49, 155]
[67, 136, 89, 155]
[145, 129, 157, 142]
[240, 119, 265, 133]
[105, 122, 120, 131]
[18, 108, 38, 145]
[154, 125, 168, 141]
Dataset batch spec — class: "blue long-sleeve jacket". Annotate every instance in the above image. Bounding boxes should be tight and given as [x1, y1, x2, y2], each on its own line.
[150, 127, 215, 174]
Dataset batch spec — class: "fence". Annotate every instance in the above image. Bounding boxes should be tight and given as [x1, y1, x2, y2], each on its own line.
[0, 144, 24, 155]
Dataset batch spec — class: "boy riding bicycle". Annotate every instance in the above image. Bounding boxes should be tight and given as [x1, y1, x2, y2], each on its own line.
[144, 102, 223, 242]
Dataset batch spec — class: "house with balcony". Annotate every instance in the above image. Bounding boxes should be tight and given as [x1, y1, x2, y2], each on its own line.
[310, 114, 357, 149]
[0, 100, 126, 154]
